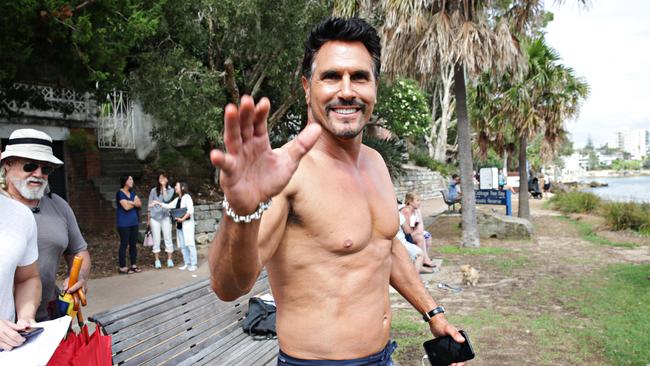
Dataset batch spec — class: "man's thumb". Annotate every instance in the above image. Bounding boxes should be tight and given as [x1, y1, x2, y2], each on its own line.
[286, 123, 321, 162]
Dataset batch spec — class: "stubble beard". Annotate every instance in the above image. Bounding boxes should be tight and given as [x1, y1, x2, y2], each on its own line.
[312, 100, 366, 140]
[9, 176, 49, 200]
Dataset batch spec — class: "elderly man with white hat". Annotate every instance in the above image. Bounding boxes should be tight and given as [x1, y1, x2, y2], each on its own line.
[1, 128, 91, 322]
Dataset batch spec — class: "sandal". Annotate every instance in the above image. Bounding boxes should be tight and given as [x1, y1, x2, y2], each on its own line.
[118, 267, 130, 275]
[131, 266, 142, 273]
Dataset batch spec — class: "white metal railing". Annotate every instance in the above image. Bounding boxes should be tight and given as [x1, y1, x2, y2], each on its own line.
[1, 83, 95, 121]
[97, 90, 136, 149]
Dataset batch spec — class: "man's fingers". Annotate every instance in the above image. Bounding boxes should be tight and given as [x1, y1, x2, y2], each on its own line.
[210, 150, 236, 173]
[253, 97, 270, 138]
[239, 95, 255, 143]
[285, 123, 321, 163]
[449, 325, 465, 343]
[223, 104, 242, 155]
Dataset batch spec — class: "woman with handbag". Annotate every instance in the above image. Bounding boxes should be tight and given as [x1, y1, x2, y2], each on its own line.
[151, 182, 197, 271]
[147, 172, 175, 269]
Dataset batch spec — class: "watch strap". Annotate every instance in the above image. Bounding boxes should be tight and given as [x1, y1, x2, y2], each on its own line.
[422, 306, 445, 322]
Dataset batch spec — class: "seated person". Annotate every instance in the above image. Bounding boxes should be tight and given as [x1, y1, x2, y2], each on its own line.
[540, 174, 551, 195]
[395, 210, 429, 273]
[448, 174, 462, 203]
[528, 176, 542, 199]
[498, 170, 517, 194]
[400, 192, 435, 269]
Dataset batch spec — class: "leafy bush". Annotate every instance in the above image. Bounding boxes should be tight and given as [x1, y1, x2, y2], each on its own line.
[600, 201, 650, 234]
[374, 78, 431, 141]
[362, 135, 406, 179]
[408, 149, 456, 176]
[548, 191, 602, 213]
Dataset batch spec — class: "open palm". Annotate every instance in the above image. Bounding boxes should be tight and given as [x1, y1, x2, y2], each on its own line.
[210, 95, 321, 215]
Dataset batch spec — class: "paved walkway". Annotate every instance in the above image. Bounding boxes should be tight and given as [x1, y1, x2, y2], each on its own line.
[83, 197, 449, 319]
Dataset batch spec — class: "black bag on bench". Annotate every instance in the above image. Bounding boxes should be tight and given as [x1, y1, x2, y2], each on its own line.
[242, 297, 277, 339]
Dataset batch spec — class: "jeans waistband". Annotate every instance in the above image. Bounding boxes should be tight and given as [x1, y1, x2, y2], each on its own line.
[278, 341, 397, 366]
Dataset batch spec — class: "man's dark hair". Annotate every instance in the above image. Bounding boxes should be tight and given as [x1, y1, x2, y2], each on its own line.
[452, 174, 459, 179]
[301, 17, 381, 81]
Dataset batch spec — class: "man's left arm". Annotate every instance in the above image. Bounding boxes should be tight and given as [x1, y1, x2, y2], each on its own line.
[61, 199, 91, 293]
[389, 238, 466, 343]
[14, 262, 41, 325]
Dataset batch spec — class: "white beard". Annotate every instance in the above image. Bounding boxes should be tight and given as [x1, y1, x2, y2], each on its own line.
[9, 176, 49, 200]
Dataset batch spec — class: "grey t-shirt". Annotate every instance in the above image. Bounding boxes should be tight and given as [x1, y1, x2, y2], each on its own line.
[34, 193, 88, 321]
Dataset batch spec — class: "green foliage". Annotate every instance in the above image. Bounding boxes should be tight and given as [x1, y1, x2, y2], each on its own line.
[1, 1, 161, 97]
[374, 78, 431, 141]
[643, 157, 650, 169]
[408, 149, 456, 176]
[557, 216, 636, 248]
[131, 0, 332, 145]
[548, 191, 601, 214]
[66, 130, 97, 152]
[362, 135, 406, 179]
[611, 159, 641, 171]
[600, 201, 650, 234]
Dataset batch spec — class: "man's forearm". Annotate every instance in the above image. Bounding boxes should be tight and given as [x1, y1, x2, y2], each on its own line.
[390, 242, 438, 315]
[209, 217, 264, 301]
[14, 276, 41, 322]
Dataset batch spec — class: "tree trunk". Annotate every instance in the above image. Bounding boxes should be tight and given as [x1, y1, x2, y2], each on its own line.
[518, 135, 530, 219]
[433, 65, 454, 163]
[453, 63, 480, 248]
[503, 151, 508, 175]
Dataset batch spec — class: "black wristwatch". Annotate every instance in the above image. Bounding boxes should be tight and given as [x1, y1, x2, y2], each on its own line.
[422, 306, 445, 322]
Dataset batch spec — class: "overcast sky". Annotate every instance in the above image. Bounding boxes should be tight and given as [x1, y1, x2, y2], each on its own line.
[544, 0, 650, 148]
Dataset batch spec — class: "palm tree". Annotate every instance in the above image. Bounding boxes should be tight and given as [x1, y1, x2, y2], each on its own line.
[335, 0, 529, 247]
[473, 37, 589, 219]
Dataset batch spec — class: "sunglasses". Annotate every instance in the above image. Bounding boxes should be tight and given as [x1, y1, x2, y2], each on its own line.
[22, 162, 55, 175]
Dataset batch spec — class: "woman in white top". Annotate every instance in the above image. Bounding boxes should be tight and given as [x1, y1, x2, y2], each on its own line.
[399, 191, 435, 268]
[152, 182, 197, 271]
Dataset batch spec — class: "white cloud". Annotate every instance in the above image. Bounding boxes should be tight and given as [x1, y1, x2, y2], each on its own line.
[544, 0, 650, 148]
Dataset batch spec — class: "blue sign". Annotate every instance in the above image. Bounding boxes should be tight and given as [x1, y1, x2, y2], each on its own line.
[475, 189, 512, 216]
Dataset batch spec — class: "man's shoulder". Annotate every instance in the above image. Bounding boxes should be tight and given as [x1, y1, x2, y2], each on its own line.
[0, 193, 33, 218]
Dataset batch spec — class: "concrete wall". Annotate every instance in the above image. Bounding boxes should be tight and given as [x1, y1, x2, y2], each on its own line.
[393, 165, 447, 201]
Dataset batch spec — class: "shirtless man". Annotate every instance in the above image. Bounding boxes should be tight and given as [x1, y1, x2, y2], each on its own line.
[209, 17, 466, 365]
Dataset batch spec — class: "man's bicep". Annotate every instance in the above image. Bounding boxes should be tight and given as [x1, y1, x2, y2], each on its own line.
[14, 262, 39, 284]
[257, 194, 290, 265]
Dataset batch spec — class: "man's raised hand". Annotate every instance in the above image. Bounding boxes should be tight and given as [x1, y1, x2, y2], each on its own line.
[210, 95, 321, 215]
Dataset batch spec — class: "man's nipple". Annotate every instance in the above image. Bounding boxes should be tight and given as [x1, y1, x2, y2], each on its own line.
[343, 239, 353, 248]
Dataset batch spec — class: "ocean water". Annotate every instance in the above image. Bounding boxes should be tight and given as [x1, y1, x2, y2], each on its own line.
[583, 175, 650, 203]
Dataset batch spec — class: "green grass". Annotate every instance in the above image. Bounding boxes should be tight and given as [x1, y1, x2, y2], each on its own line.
[524, 264, 650, 365]
[548, 191, 602, 213]
[557, 216, 637, 248]
[437, 245, 510, 255]
[483, 256, 532, 276]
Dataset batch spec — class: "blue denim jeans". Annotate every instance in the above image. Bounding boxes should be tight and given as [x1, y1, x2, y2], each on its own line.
[176, 227, 197, 266]
[278, 341, 397, 366]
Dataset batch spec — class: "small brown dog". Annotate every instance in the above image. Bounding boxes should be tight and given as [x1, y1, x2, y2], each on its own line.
[460, 265, 480, 286]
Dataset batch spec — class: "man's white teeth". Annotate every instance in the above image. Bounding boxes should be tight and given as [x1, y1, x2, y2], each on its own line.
[334, 108, 357, 114]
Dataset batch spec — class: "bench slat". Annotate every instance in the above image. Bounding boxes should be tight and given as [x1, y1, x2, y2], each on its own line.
[90, 279, 210, 325]
[91, 272, 274, 366]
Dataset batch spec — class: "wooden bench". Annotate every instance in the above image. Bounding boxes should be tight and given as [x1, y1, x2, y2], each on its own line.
[89, 273, 278, 366]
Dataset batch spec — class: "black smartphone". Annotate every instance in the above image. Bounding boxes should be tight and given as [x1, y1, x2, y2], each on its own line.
[18, 327, 44, 340]
[423, 330, 475, 366]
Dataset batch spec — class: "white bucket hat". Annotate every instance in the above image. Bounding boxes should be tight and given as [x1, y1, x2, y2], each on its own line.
[1, 128, 64, 166]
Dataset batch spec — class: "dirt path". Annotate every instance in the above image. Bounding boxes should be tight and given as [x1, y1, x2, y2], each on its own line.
[391, 200, 650, 366]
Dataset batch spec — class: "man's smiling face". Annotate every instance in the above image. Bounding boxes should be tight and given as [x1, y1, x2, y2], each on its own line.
[302, 40, 377, 139]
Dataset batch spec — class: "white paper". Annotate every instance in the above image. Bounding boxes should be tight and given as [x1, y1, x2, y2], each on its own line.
[0, 315, 71, 366]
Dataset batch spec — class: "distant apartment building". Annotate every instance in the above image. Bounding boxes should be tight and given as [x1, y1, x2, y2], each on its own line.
[609, 128, 650, 160]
